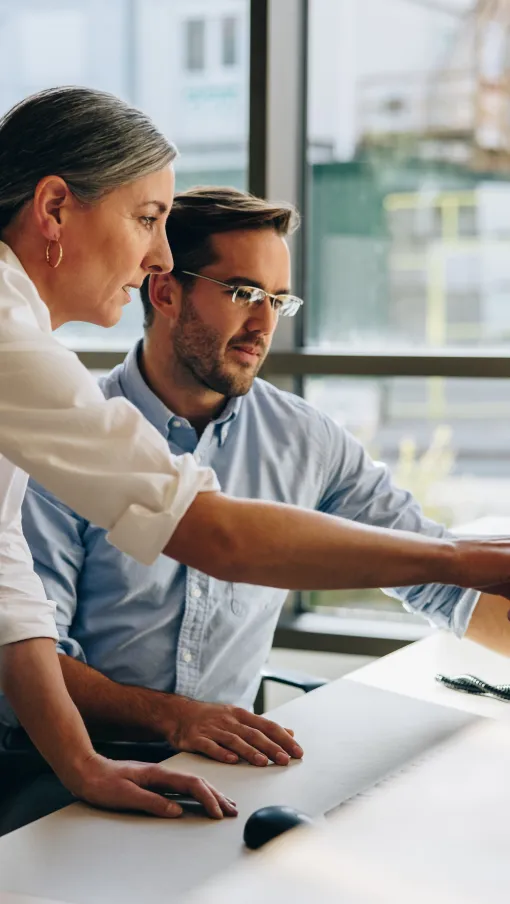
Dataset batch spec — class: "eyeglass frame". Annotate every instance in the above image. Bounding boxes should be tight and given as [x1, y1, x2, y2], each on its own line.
[178, 269, 304, 317]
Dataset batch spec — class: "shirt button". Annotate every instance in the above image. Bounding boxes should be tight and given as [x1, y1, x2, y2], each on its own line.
[173, 420, 182, 428]
[182, 650, 193, 663]
[191, 587, 202, 599]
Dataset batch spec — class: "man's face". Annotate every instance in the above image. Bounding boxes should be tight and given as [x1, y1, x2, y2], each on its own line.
[171, 228, 291, 397]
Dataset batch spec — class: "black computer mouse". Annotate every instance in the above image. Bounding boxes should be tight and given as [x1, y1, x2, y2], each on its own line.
[243, 805, 314, 850]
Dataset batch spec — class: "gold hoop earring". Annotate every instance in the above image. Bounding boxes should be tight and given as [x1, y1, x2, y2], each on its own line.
[45, 240, 63, 269]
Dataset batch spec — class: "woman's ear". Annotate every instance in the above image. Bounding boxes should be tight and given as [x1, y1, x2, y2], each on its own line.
[32, 176, 72, 240]
[149, 272, 182, 322]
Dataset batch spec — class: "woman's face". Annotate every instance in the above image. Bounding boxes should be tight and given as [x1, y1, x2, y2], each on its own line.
[52, 166, 175, 328]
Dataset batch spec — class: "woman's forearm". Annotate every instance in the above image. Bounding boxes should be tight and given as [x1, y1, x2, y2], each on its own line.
[167, 493, 510, 593]
[0, 638, 95, 787]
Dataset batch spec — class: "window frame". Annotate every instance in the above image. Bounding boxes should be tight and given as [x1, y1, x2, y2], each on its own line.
[74, 0, 509, 655]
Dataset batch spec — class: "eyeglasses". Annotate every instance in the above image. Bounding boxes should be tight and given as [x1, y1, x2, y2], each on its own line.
[179, 270, 304, 317]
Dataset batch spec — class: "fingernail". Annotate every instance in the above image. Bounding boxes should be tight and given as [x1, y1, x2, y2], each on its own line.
[292, 745, 303, 757]
[165, 802, 182, 817]
[226, 754, 238, 763]
[254, 754, 268, 766]
[276, 752, 290, 765]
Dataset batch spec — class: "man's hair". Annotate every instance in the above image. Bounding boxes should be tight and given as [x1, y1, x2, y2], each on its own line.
[140, 186, 300, 328]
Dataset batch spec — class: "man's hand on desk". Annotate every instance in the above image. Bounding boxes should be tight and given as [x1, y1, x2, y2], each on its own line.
[70, 754, 238, 819]
[161, 698, 303, 767]
[58, 656, 303, 768]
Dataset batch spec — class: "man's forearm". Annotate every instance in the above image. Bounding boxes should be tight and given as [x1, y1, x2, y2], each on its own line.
[59, 655, 181, 742]
[58, 656, 302, 768]
[0, 639, 95, 786]
[167, 493, 510, 592]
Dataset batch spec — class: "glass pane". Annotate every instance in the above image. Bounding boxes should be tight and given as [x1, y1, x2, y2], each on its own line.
[0, 0, 250, 349]
[307, 0, 510, 351]
[222, 16, 238, 67]
[305, 374, 510, 615]
[185, 19, 205, 72]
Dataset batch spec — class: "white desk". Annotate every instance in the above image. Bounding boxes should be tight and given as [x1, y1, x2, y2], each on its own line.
[0, 896, 71, 904]
[348, 630, 510, 718]
[0, 679, 472, 904]
[185, 629, 510, 904]
[185, 718, 510, 904]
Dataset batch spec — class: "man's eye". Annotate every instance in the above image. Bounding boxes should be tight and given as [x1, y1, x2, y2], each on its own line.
[235, 287, 255, 302]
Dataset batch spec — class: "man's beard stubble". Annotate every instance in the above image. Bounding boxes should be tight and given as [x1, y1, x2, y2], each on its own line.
[172, 295, 267, 398]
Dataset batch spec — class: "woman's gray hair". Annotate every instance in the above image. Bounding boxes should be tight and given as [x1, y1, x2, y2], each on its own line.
[0, 86, 177, 231]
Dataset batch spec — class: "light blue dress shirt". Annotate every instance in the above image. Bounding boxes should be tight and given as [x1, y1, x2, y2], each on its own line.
[16, 341, 478, 721]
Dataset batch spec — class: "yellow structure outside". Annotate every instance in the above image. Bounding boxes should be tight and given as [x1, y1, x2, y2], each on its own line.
[384, 190, 510, 417]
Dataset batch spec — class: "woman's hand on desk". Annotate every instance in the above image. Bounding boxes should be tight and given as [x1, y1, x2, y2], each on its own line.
[69, 754, 238, 819]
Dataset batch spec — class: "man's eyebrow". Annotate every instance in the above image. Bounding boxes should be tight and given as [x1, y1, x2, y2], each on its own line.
[225, 275, 291, 295]
[137, 200, 169, 214]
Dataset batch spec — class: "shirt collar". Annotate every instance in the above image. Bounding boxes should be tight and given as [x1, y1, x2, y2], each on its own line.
[119, 341, 173, 438]
[0, 241, 52, 333]
[214, 395, 242, 446]
[0, 241, 25, 272]
[118, 340, 244, 442]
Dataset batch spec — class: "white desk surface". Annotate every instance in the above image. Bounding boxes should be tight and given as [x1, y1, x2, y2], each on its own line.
[0, 896, 71, 904]
[348, 630, 510, 719]
[0, 679, 471, 904]
[186, 717, 510, 904]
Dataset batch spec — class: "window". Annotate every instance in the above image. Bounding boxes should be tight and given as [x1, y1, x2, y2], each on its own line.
[222, 15, 238, 67]
[307, 0, 510, 352]
[184, 18, 206, 72]
[299, 0, 510, 624]
[306, 373, 510, 614]
[0, 0, 249, 350]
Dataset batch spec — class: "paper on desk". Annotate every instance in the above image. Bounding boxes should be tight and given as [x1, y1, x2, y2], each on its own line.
[326, 718, 510, 902]
[184, 719, 510, 904]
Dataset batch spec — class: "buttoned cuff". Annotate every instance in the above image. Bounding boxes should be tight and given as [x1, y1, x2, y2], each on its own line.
[449, 588, 481, 638]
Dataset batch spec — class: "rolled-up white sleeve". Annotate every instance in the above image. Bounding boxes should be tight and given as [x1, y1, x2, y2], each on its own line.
[0, 501, 58, 645]
[0, 247, 219, 567]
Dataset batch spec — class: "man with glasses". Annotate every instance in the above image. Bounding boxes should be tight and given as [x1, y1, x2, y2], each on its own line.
[12, 187, 508, 800]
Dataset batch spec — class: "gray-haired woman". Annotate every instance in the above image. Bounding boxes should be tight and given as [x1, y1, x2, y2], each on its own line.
[1, 86, 510, 823]
[0, 86, 235, 820]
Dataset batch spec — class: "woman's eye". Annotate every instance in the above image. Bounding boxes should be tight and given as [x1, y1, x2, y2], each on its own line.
[140, 216, 157, 229]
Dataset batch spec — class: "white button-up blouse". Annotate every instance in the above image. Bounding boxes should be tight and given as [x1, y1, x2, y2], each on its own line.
[0, 242, 218, 645]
